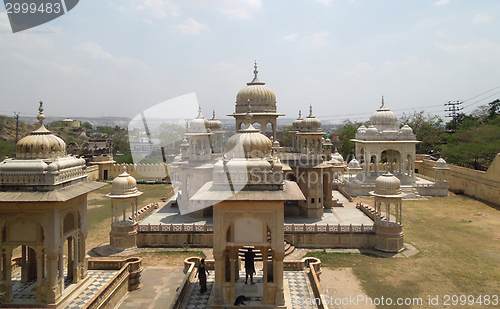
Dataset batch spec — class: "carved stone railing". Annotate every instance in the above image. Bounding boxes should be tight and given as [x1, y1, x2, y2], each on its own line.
[284, 223, 373, 233]
[138, 223, 213, 233]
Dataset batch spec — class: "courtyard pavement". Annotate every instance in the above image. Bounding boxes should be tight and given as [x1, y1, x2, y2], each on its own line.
[141, 190, 373, 227]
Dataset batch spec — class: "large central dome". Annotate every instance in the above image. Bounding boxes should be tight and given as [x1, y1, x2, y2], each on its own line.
[235, 62, 277, 114]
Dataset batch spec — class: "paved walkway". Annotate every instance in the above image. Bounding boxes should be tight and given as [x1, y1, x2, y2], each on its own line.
[117, 267, 185, 309]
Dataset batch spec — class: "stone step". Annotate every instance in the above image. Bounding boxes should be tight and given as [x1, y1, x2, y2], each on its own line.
[401, 186, 422, 199]
[239, 240, 295, 261]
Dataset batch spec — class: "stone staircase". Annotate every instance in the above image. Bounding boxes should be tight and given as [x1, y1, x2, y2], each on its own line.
[238, 240, 295, 261]
[400, 186, 422, 199]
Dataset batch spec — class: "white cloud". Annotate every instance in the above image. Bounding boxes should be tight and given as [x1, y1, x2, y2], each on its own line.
[75, 41, 149, 69]
[310, 31, 330, 48]
[472, 14, 493, 24]
[175, 18, 209, 35]
[136, 0, 180, 18]
[219, 0, 262, 19]
[315, 0, 332, 5]
[434, 31, 447, 38]
[12, 53, 90, 76]
[435, 39, 500, 64]
[280, 33, 299, 42]
[433, 0, 450, 6]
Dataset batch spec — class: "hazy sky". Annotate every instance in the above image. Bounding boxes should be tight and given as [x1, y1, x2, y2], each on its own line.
[1, 0, 500, 124]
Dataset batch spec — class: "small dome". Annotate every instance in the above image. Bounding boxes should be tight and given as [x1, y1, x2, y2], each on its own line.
[225, 109, 272, 159]
[15, 102, 67, 159]
[434, 158, 449, 170]
[370, 97, 398, 131]
[301, 105, 322, 131]
[366, 125, 379, 135]
[400, 124, 413, 135]
[108, 167, 142, 197]
[348, 158, 362, 170]
[209, 110, 222, 131]
[189, 106, 210, 133]
[332, 148, 344, 162]
[357, 125, 367, 133]
[235, 62, 277, 114]
[374, 172, 401, 196]
[292, 110, 303, 130]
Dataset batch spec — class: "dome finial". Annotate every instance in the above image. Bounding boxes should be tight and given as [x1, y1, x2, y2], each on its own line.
[381, 96, 385, 108]
[37, 100, 45, 125]
[197, 104, 203, 118]
[212, 109, 216, 119]
[298, 110, 302, 119]
[253, 60, 258, 78]
[309, 104, 314, 117]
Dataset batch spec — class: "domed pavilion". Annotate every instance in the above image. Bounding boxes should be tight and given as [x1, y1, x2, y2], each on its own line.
[0, 102, 104, 305]
[347, 97, 419, 197]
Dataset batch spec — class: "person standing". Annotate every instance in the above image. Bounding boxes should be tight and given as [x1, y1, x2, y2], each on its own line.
[197, 258, 209, 293]
[244, 247, 256, 284]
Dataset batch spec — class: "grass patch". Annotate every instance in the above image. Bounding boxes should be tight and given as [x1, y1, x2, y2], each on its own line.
[306, 194, 500, 308]
[86, 183, 173, 250]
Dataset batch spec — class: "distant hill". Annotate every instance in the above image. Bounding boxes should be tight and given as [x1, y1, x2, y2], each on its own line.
[18, 116, 132, 128]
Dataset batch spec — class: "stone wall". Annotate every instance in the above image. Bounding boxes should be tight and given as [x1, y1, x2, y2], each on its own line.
[416, 153, 500, 205]
[87, 165, 99, 181]
[110, 163, 169, 180]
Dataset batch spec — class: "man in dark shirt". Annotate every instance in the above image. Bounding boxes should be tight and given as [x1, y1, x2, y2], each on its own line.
[244, 247, 256, 284]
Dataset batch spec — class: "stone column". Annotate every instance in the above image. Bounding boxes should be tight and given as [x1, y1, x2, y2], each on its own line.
[212, 252, 224, 306]
[274, 252, 285, 306]
[35, 248, 43, 302]
[59, 249, 64, 295]
[21, 245, 28, 282]
[3, 247, 13, 302]
[73, 236, 79, 283]
[46, 251, 59, 303]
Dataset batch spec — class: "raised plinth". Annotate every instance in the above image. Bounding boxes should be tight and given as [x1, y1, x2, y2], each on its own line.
[110, 223, 138, 250]
[374, 223, 404, 253]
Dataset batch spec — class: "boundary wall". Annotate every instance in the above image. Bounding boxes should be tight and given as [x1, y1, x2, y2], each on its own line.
[416, 153, 500, 205]
[109, 163, 169, 180]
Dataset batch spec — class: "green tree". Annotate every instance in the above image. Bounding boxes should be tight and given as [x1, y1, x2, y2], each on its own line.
[337, 120, 359, 160]
[81, 122, 93, 130]
[400, 111, 444, 154]
[487, 99, 500, 119]
[280, 125, 293, 147]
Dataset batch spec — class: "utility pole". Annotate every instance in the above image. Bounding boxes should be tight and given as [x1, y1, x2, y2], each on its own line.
[14, 112, 20, 143]
[444, 101, 463, 130]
